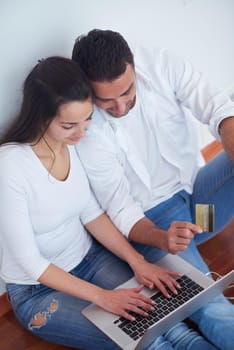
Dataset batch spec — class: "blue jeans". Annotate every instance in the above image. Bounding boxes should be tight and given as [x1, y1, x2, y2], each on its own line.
[142, 150, 234, 350]
[6, 152, 233, 349]
[191, 151, 234, 244]
[145, 323, 218, 350]
[6, 241, 217, 350]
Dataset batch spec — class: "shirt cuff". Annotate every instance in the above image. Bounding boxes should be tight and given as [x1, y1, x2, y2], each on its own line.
[113, 206, 145, 238]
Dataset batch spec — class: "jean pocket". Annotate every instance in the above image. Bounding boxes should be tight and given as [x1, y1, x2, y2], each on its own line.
[6, 284, 33, 308]
[145, 191, 192, 230]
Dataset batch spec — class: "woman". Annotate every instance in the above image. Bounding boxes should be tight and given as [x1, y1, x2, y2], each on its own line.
[0, 57, 217, 350]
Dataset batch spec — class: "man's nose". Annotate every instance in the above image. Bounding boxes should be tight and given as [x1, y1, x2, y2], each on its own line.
[114, 99, 126, 114]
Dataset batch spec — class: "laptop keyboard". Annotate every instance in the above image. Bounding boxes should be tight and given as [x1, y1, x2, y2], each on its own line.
[113, 275, 204, 341]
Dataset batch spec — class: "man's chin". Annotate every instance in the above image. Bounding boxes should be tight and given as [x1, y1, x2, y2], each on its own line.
[102, 96, 136, 118]
[106, 106, 134, 118]
[107, 111, 127, 118]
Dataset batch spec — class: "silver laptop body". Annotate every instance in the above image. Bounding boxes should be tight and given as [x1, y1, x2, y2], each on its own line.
[82, 254, 234, 350]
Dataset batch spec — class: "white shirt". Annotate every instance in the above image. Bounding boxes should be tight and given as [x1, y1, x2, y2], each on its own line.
[76, 47, 234, 237]
[108, 93, 182, 211]
[0, 144, 103, 284]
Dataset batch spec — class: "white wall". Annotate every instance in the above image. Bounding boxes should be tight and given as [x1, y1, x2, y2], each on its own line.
[0, 0, 234, 295]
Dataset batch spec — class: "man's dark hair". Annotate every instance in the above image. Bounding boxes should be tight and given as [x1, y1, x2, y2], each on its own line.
[72, 29, 134, 82]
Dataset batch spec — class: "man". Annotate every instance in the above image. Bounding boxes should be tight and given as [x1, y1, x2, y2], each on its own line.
[72, 29, 234, 349]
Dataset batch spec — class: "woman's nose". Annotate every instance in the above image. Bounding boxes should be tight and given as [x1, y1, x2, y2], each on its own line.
[78, 121, 90, 138]
[78, 127, 87, 138]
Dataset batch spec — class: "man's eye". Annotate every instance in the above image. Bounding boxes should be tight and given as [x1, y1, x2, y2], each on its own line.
[123, 90, 130, 96]
[95, 97, 111, 103]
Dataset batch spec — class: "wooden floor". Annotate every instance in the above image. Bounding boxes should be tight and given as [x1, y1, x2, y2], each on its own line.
[0, 141, 233, 349]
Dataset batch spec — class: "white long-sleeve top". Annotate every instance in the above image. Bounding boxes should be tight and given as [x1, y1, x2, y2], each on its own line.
[76, 47, 234, 237]
[0, 144, 103, 284]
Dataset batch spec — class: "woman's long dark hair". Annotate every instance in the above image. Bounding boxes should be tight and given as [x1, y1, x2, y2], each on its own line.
[0, 57, 92, 145]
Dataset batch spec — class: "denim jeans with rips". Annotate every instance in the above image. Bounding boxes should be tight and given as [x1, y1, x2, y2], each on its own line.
[6, 152, 233, 349]
[6, 241, 218, 350]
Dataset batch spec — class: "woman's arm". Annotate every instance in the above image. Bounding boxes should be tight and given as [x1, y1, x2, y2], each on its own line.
[85, 214, 181, 297]
[38, 263, 155, 321]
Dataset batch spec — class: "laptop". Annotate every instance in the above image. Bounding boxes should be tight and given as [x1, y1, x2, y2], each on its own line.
[82, 254, 234, 350]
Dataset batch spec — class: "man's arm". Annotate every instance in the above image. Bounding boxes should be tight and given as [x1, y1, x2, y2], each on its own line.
[77, 123, 202, 254]
[76, 127, 145, 237]
[129, 217, 202, 255]
[219, 116, 234, 164]
[161, 49, 234, 147]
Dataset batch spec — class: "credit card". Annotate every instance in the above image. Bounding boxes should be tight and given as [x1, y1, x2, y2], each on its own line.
[195, 204, 215, 232]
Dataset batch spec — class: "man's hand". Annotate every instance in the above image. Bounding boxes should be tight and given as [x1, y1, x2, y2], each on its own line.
[129, 217, 202, 254]
[166, 221, 202, 254]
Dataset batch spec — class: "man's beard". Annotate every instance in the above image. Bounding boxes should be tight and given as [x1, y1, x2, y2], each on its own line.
[106, 96, 136, 118]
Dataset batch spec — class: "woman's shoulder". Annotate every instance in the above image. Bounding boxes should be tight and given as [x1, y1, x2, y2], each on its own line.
[0, 143, 32, 176]
[0, 144, 36, 192]
[0, 143, 27, 161]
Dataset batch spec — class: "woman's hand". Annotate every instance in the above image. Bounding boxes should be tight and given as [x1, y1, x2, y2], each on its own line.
[131, 257, 181, 298]
[95, 285, 155, 321]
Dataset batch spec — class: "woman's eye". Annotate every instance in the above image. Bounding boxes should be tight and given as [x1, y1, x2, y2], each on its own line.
[62, 125, 73, 130]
